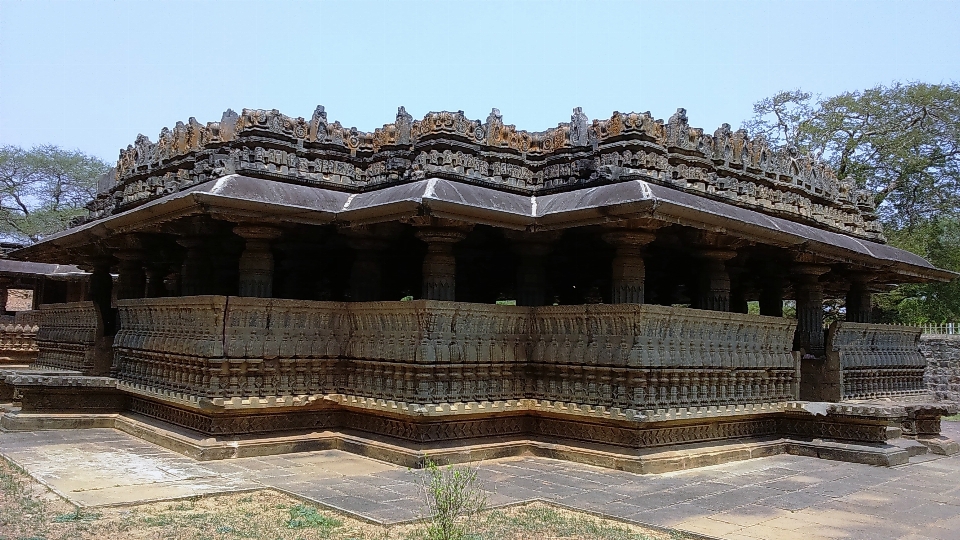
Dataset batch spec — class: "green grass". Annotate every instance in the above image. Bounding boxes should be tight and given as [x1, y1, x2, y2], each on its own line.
[286, 503, 344, 530]
[53, 509, 100, 523]
[404, 503, 689, 540]
[942, 414, 960, 421]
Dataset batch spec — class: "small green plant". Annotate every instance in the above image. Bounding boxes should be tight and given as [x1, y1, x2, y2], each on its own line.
[53, 508, 100, 523]
[419, 459, 487, 540]
[285, 503, 342, 530]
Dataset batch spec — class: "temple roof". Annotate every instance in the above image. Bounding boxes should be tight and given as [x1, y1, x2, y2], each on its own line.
[84, 106, 885, 242]
[16, 174, 955, 283]
[0, 259, 85, 279]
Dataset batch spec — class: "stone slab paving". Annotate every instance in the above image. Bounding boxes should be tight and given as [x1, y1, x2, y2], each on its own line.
[3, 424, 960, 539]
[0, 429, 252, 506]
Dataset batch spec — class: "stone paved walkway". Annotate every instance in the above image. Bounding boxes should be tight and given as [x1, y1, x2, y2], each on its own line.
[3, 424, 960, 540]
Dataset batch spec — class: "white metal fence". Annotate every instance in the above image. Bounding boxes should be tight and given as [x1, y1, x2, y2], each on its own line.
[921, 323, 960, 335]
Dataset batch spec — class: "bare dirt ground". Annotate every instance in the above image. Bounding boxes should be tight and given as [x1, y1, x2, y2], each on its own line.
[0, 455, 690, 540]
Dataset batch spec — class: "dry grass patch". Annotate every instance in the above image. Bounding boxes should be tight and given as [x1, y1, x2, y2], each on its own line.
[0, 455, 693, 540]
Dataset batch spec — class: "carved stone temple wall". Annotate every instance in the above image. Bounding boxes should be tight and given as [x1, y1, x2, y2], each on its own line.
[0, 317, 39, 364]
[803, 321, 928, 402]
[112, 297, 798, 413]
[35, 302, 113, 375]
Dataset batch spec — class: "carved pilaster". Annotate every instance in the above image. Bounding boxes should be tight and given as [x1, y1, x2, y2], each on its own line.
[416, 227, 468, 301]
[506, 231, 560, 307]
[601, 230, 656, 304]
[234, 225, 282, 298]
[846, 273, 874, 323]
[792, 263, 831, 356]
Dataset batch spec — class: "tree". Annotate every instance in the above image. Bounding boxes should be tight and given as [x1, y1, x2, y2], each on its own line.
[744, 83, 960, 226]
[744, 82, 960, 323]
[0, 145, 110, 244]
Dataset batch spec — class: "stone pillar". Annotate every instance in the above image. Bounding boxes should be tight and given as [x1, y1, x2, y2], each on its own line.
[601, 230, 656, 304]
[728, 265, 749, 314]
[87, 258, 115, 335]
[759, 276, 785, 317]
[696, 249, 737, 312]
[234, 225, 282, 298]
[507, 232, 559, 307]
[416, 228, 467, 301]
[115, 242, 146, 300]
[846, 274, 874, 323]
[792, 264, 831, 356]
[88, 261, 113, 308]
[0, 286, 8, 314]
[177, 237, 206, 296]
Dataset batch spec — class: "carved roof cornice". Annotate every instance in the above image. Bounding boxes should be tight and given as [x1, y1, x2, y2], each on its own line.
[17, 175, 956, 284]
[91, 106, 883, 242]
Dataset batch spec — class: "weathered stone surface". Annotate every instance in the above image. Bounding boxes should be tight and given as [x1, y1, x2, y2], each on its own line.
[35, 302, 113, 376]
[112, 297, 798, 413]
[807, 321, 927, 402]
[0, 321, 38, 363]
[922, 334, 960, 401]
[95, 107, 883, 242]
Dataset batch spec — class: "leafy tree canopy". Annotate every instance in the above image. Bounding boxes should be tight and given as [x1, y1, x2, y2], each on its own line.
[0, 145, 110, 244]
[744, 82, 960, 323]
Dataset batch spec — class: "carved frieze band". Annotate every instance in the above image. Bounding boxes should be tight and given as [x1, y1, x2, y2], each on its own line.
[94, 107, 882, 240]
[126, 394, 889, 447]
[113, 297, 799, 412]
[35, 302, 101, 372]
[827, 321, 926, 400]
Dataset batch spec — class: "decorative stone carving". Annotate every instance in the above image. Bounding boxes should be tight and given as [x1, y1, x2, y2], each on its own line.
[792, 263, 831, 356]
[35, 301, 112, 375]
[234, 225, 282, 298]
[601, 229, 657, 304]
[415, 227, 468, 302]
[110, 297, 798, 411]
[696, 249, 738, 312]
[826, 321, 926, 400]
[0, 320, 39, 363]
[98, 106, 884, 242]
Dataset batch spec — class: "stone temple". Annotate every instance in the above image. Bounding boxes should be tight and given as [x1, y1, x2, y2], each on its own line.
[2, 106, 957, 470]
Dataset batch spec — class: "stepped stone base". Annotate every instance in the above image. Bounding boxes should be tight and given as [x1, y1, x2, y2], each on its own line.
[2, 379, 955, 472]
[0, 409, 923, 471]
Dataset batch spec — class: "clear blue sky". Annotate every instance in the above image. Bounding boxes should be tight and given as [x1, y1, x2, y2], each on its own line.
[1, 0, 958, 163]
